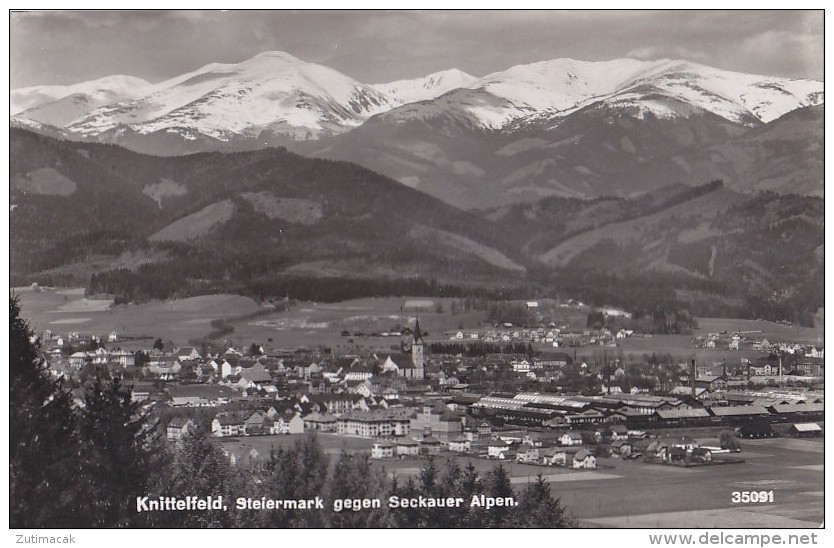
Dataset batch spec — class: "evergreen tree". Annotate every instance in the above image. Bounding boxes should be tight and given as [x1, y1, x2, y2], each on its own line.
[413, 456, 457, 527]
[325, 451, 391, 528]
[260, 433, 328, 527]
[162, 425, 245, 527]
[261, 447, 299, 527]
[459, 462, 486, 527]
[76, 375, 162, 526]
[389, 476, 421, 528]
[512, 474, 574, 528]
[483, 464, 515, 527]
[10, 296, 84, 527]
[295, 433, 329, 527]
[434, 459, 468, 527]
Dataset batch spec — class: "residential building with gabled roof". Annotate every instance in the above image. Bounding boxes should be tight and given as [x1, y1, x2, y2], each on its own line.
[175, 346, 202, 361]
[559, 431, 584, 446]
[303, 412, 338, 432]
[211, 411, 247, 437]
[239, 362, 272, 384]
[572, 449, 597, 469]
[271, 411, 305, 435]
[166, 417, 195, 442]
[395, 437, 420, 456]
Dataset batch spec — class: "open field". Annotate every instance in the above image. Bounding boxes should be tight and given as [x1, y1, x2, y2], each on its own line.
[605, 336, 766, 364]
[227, 297, 490, 351]
[695, 317, 822, 344]
[220, 433, 823, 528]
[16, 288, 822, 362]
[15, 286, 260, 344]
[573, 437, 823, 528]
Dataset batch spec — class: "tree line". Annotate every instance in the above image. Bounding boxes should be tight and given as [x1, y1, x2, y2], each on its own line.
[429, 341, 534, 358]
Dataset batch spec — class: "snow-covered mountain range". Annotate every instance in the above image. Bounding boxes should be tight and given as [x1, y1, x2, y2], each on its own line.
[13, 52, 396, 142]
[10, 51, 823, 207]
[466, 58, 822, 128]
[11, 51, 823, 143]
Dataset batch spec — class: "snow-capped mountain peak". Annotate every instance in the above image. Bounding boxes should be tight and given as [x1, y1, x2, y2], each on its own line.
[58, 51, 397, 142]
[469, 57, 823, 127]
[373, 68, 478, 104]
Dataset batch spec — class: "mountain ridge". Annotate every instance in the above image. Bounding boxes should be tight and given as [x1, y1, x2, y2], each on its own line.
[11, 52, 823, 209]
[12, 52, 822, 142]
[372, 68, 478, 104]
[9, 128, 823, 325]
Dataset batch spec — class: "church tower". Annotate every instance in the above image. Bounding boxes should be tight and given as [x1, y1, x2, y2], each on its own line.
[411, 317, 425, 378]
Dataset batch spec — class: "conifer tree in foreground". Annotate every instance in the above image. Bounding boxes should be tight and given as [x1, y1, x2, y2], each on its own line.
[10, 296, 83, 528]
[77, 374, 163, 526]
[326, 450, 392, 527]
[511, 474, 575, 528]
[10, 296, 168, 528]
[161, 424, 256, 527]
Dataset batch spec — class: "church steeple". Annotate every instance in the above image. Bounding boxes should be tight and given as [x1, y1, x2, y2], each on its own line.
[413, 317, 424, 344]
[411, 317, 425, 377]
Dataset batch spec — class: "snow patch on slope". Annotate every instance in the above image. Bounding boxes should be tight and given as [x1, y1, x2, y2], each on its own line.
[373, 68, 478, 104]
[11, 75, 151, 116]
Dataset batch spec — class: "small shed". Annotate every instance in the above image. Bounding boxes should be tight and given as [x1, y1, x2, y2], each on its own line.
[787, 423, 823, 438]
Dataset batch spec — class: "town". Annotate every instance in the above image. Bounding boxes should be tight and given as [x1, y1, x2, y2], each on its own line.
[35, 301, 824, 474]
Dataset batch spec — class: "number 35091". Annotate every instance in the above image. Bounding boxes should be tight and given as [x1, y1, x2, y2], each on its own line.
[731, 491, 774, 504]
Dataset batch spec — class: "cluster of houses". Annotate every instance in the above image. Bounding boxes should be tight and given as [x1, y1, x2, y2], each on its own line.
[641, 437, 716, 466]
[694, 331, 824, 358]
[443, 325, 636, 348]
[372, 429, 601, 469]
[42, 319, 430, 386]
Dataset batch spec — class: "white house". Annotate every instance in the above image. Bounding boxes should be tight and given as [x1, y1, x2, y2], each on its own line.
[166, 417, 195, 441]
[487, 439, 512, 459]
[271, 412, 304, 435]
[559, 431, 583, 446]
[572, 449, 597, 469]
[447, 436, 471, 453]
[807, 347, 824, 359]
[512, 359, 531, 373]
[395, 438, 420, 456]
[371, 441, 395, 459]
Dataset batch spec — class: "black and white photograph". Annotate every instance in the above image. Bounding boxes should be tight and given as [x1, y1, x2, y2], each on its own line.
[7, 8, 826, 538]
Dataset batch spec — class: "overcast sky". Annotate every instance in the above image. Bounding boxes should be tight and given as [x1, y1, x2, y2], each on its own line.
[9, 10, 824, 89]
